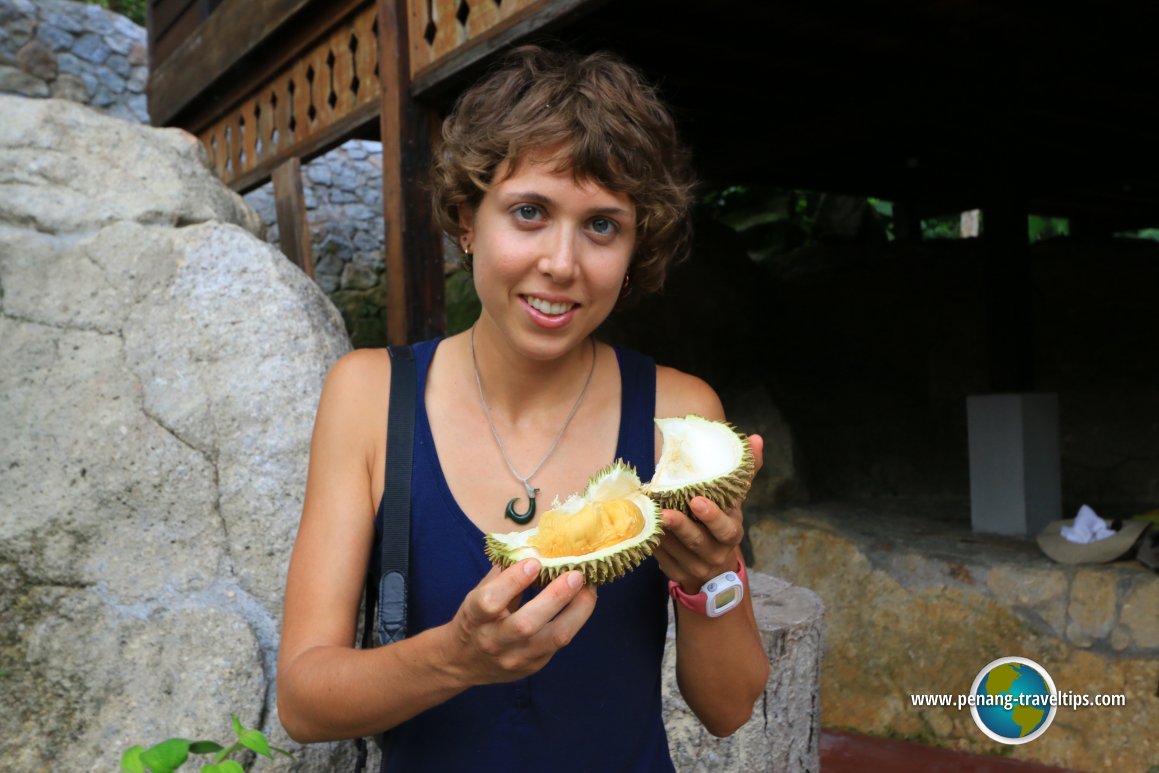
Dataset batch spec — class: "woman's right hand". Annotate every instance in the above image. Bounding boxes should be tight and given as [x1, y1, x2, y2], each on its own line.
[444, 559, 597, 685]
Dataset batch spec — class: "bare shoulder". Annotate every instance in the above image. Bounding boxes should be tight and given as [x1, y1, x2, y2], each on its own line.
[655, 365, 725, 422]
[323, 347, 391, 399]
[312, 348, 391, 460]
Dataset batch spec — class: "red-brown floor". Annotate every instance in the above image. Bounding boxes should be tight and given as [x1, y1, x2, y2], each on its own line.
[821, 730, 1083, 773]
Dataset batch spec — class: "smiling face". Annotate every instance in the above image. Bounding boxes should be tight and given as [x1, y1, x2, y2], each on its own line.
[460, 153, 636, 361]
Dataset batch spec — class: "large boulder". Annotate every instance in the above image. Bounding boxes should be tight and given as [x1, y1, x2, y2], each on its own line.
[0, 96, 351, 769]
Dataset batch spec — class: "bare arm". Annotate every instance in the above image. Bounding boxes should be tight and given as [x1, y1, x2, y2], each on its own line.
[653, 368, 770, 737]
[276, 350, 596, 743]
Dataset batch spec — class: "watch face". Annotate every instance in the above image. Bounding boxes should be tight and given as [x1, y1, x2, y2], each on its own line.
[711, 586, 739, 613]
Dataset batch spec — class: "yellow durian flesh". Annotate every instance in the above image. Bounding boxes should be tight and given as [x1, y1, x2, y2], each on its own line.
[529, 499, 645, 559]
[484, 461, 662, 586]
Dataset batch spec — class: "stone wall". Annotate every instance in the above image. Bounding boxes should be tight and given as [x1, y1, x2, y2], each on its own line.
[750, 503, 1159, 773]
[0, 0, 148, 123]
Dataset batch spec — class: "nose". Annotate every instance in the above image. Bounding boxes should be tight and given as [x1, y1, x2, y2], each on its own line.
[536, 226, 580, 283]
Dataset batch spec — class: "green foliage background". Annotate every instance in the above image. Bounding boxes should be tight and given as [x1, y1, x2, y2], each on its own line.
[81, 0, 146, 27]
[703, 184, 1112, 258]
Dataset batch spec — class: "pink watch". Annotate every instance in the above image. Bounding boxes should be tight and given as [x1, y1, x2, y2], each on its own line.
[668, 561, 747, 618]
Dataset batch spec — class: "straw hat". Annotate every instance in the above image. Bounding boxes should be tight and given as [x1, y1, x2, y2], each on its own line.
[1036, 518, 1149, 564]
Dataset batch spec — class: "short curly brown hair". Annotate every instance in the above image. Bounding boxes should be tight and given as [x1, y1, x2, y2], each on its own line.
[431, 45, 695, 297]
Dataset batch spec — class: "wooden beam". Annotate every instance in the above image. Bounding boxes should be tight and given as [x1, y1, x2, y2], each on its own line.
[148, 0, 316, 126]
[379, 0, 445, 345]
[271, 157, 316, 280]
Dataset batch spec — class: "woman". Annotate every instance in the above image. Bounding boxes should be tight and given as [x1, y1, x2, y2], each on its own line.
[277, 45, 769, 771]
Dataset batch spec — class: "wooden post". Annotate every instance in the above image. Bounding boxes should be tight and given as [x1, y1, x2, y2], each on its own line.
[378, 0, 445, 345]
[271, 156, 315, 279]
[981, 194, 1033, 391]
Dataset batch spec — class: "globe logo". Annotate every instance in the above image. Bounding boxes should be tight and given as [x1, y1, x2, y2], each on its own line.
[970, 657, 1058, 744]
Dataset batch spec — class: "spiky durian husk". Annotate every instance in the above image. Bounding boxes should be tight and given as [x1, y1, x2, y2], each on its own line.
[484, 460, 664, 587]
[643, 416, 757, 515]
[485, 530, 662, 587]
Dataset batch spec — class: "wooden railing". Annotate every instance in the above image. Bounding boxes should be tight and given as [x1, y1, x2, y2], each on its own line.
[183, 0, 595, 189]
[407, 0, 538, 76]
[406, 0, 595, 95]
[198, 3, 381, 191]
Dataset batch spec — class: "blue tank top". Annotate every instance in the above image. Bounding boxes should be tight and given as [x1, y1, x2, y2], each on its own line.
[373, 338, 673, 773]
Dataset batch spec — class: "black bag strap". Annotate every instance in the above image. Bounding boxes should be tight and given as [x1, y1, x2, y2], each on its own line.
[354, 343, 415, 773]
[376, 343, 415, 645]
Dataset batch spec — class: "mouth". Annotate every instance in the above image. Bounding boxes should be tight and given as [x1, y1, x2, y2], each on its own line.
[524, 295, 577, 316]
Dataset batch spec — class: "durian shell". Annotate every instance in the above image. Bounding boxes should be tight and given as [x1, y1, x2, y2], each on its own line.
[642, 415, 756, 515]
[484, 460, 663, 586]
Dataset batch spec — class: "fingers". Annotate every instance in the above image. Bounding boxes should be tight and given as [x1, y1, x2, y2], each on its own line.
[530, 583, 597, 650]
[659, 499, 743, 590]
[456, 568, 596, 684]
[508, 571, 589, 636]
[665, 499, 742, 548]
[749, 432, 765, 476]
[468, 559, 540, 623]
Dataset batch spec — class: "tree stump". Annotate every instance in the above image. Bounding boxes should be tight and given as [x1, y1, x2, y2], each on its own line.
[663, 571, 824, 772]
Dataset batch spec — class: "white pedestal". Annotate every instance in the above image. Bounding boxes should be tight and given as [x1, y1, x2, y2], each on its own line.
[967, 393, 1061, 536]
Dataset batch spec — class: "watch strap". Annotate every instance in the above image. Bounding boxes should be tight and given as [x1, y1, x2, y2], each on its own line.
[668, 559, 747, 616]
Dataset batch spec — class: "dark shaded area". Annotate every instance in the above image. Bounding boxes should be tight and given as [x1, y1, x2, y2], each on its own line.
[557, 0, 1159, 231]
[605, 223, 1159, 516]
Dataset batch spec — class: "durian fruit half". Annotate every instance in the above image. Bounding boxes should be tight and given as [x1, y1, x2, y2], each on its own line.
[484, 461, 663, 586]
[641, 415, 756, 514]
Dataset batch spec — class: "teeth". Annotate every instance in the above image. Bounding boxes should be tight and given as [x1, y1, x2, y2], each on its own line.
[527, 296, 575, 316]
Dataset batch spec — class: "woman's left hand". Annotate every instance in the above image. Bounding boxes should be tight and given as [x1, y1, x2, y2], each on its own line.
[654, 434, 764, 593]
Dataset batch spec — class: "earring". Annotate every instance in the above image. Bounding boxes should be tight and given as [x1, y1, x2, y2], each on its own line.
[620, 271, 631, 298]
[460, 242, 473, 274]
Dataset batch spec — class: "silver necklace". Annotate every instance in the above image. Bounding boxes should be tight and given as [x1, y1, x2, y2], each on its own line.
[470, 327, 596, 524]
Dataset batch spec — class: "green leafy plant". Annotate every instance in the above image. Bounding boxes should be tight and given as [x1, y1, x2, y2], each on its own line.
[1028, 215, 1070, 242]
[81, 0, 147, 26]
[121, 714, 291, 773]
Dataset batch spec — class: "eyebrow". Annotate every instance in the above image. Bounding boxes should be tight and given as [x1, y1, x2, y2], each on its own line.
[501, 191, 632, 218]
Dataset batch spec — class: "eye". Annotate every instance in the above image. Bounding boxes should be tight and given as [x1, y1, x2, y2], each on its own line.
[514, 204, 542, 222]
[590, 217, 617, 236]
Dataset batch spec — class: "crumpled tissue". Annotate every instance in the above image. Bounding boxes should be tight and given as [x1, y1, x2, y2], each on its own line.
[1060, 504, 1116, 544]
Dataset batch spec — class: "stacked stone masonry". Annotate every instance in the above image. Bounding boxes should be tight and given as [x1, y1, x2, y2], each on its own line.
[0, 0, 148, 123]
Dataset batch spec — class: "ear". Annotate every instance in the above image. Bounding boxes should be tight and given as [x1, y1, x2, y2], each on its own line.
[457, 204, 475, 248]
